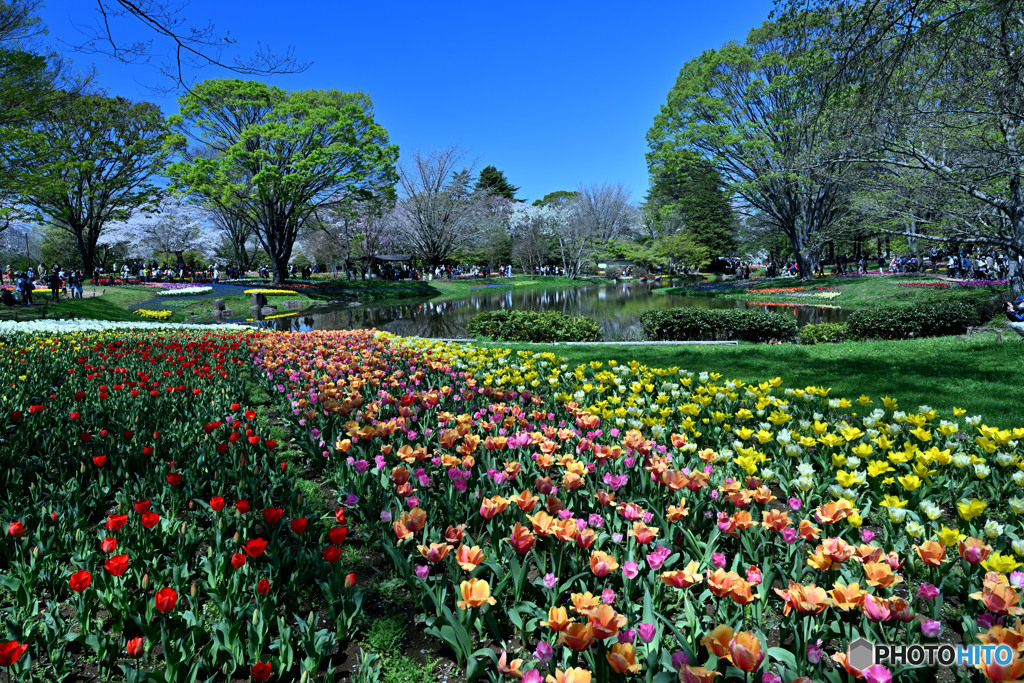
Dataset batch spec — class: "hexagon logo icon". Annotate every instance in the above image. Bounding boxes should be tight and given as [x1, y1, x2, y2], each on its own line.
[848, 638, 875, 672]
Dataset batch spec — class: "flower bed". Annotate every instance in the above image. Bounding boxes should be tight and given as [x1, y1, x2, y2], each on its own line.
[132, 309, 173, 320]
[2, 327, 1023, 682]
[244, 288, 299, 296]
[160, 286, 213, 296]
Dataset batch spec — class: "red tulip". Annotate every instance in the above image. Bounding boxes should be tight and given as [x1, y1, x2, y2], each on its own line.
[290, 517, 307, 534]
[210, 497, 226, 511]
[28, 405, 44, 415]
[92, 455, 106, 467]
[133, 500, 151, 514]
[216, 443, 228, 455]
[235, 500, 250, 514]
[9, 410, 22, 421]
[328, 527, 348, 545]
[100, 537, 117, 553]
[230, 403, 240, 411]
[99, 429, 109, 438]
[154, 587, 178, 613]
[80, 431, 92, 443]
[242, 538, 268, 558]
[0, 640, 28, 667]
[106, 514, 128, 532]
[123, 430, 134, 441]
[257, 579, 270, 595]
[262, 507, 283, 525]
[335, 509, 347, 525]
[265, 439, 277, 450]
[141, 512, 160, 529]
[231, 553, 246, 569]
[6, 522, 24, 538]
[104, 554, 129, 576]
[125, 637, 144, 658]
[166, 472, 181, 486]
[143, 446, 154, 457]
[322, 546, 342, 563]
[245, 410, 256, 420]
[69, 570, 91, 592]
[345, 573, 356, 589]
[69, 411, 80, 421]
[251, 661, 272, 682]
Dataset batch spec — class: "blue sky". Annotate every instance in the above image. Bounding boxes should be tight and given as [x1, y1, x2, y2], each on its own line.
[37, 0, 775, 203]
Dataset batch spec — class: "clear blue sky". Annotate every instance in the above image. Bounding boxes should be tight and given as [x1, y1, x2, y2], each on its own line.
[37, 0, 775, 203]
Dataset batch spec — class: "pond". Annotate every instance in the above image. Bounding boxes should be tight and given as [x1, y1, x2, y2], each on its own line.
[247, 279, 849, 339]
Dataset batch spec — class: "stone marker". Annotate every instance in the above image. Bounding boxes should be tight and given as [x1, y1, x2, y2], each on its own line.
[212, 299, 226, 311]
[260, 305, 278, 316]
[250, 292, 268, 307]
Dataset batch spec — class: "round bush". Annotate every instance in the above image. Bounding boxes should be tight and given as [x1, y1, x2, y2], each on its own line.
[639, 308, 797, 342]
[798, 322, 850, 344]
[467, 310, 602, 342]
[846, 300, 980, 340]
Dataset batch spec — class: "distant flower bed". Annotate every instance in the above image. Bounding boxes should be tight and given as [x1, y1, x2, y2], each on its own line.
[161, 286, 212, 296]
[747, 300, 841, 309]
[244, 289, 297, 295]
[133, 309, 172, 320]
[955, 279, 1009, 287]
[898, 282, 950, 288]
[747, 287, 805, 294]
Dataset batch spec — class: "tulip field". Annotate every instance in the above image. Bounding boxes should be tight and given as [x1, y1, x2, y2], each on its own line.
[2, 325, 1024, 682]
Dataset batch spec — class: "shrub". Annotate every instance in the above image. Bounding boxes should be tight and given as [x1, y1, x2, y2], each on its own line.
[845, 300, 981, 340]
[466, 310, 601, 342]
[799, 322, 850, 345]
[639, 308, 798, 342]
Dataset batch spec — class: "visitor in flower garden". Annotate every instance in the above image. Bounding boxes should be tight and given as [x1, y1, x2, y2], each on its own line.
[48, 268, 61, 300]
[1006, 295, 1024, 338]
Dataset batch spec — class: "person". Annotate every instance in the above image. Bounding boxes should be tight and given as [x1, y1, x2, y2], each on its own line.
[16, 271, 31, 305]
[1006, 295, 1024, 338]
[48, 269, 60, 300]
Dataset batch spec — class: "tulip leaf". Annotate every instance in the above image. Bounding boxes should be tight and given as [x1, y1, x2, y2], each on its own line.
[767, 646, 798, 673]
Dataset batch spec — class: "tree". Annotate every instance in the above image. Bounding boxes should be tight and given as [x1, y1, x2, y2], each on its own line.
[507, 203, 558, 274]
[647, 16, 857, 279]
[208, 205, 260, 271]
[3, 92, 167, 274]
[781, 0, 1024, 293]
[646, 149, 738, 256]
[556, 183, 636, 279]
[100, 197, 207, 267]
[474, 165, 520, 201]
[166, 79, 399, 284]
[395, 147, 487, 267]
[532, 190, 578, 207]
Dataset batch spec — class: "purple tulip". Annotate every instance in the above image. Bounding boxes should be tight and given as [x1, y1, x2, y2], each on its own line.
[637, 622, 657, 643]
[534, 641, 553, 662]
[921, 619, 942, 638]
[414, 565, 429, 580]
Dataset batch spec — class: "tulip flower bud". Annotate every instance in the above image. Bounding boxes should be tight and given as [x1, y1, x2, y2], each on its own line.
[142, 573, 149, 590]
[81, 462, 86, 474]
[75, 529, 83, 542]
[188, 501, 194, 509]
[233, 531, 240, 545]
[297, 494, 304, 506]
[180, 521, 187, 535]
[207, 546, 214, 558]
[31, 546, 39, 559]
[222, 663, 230, 675]
[300, 672, 309, 683]
[252, 609, 260, 626]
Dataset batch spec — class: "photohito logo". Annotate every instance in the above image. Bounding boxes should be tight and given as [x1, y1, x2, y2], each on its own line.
[847, 638, 1014, 670]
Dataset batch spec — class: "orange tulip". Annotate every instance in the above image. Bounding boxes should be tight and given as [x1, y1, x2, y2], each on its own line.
[553, 519, 579, 543]
[444, 524, 466, 545]
[662, 470, 689, 491]
[506, 524, 537, 554]
[681, 666, 721, 683]
[454, 544, 484, 571]
[863, 561, 903, 589]
[861, 593, 891, 622]
[527, 511, 557, 536]
[815, 498, 853, 524]
[542, 606, 573, 632]
[831, 652, 863, 678]
[628, 521, 659, 545]
[589, 550, 619, 577]
[456, 578, 496, 609]
[707, 569, 742, 598]
[761, 509, 791, 532]
[497, 650, 523, 678]
[667, 501, 690, 521]
[732, 510, 757, 530]
[574, 528, 597, 549]
[479, 496, 509, 519]
[773, 582, 830, 616]
[729, 631, 765, 672]
[571, 591, 601, 615]
[393, 519, 413, 541]
[822, 537, 854, 563]
[730, 579, 757, 605]
[587, 603, 626, 639]
[914, 540, 946, 567]
[511, 490, 538, 512]
[970, 572, 1024, 615]
[798, 519, 821, 541]
[545, 668, 592, 683]
[660, 560, 703, 589]
[829, 581, 866, 610]
[701, 624, 735, 660]
[978, 625, 1024, 681]
[558, 622, 595, 652]
[606, 643, 642, 674]
[959, 537, 994, 565]
[417, 542, 450, 563]
[404, 508, 426, 533]
[806, 549, 833, 572]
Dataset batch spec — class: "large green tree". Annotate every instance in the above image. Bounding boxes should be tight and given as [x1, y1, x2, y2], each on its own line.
[645, 150, 737, 257]
[3, 92, 167, 274]
[166, 79, 399, 284]
[474, 165, 519, 201]
[647, 16, 857, 279]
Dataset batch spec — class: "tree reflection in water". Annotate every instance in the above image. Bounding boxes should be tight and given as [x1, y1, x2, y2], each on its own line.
[249, 280, 849, 338]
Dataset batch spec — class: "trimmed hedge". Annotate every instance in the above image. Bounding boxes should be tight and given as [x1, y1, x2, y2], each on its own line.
[639, 308, 798, 343]
[845, 300, 980, 340]
[798, 322, 850, 345]
[466, 310, 602, 342]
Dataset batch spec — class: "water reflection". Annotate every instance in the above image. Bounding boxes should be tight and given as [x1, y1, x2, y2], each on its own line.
[250, 280, 849, 337]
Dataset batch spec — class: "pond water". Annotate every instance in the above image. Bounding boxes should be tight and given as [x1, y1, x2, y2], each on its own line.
[247, 280, 849, 339]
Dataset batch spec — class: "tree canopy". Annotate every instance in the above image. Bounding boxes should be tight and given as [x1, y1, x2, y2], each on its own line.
[474, 165, 519, 201]
[166, 78, 399, 284]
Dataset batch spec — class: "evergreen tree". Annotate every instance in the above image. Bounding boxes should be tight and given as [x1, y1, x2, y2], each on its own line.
[474, 165, 520, 201]
[645, 150, 737, 257]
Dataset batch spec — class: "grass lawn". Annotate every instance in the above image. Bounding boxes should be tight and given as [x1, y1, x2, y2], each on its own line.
[471, 333, 1024, 427]
[0, 285, 158, 322]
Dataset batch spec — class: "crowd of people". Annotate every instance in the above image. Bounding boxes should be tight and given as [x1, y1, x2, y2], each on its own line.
[0, 262, 85, 306]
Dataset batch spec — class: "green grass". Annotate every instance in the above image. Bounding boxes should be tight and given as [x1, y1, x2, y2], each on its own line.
[0, 285, 159, 322]
[364, 617, 406, 654]
[471, 334, 1024, 427]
